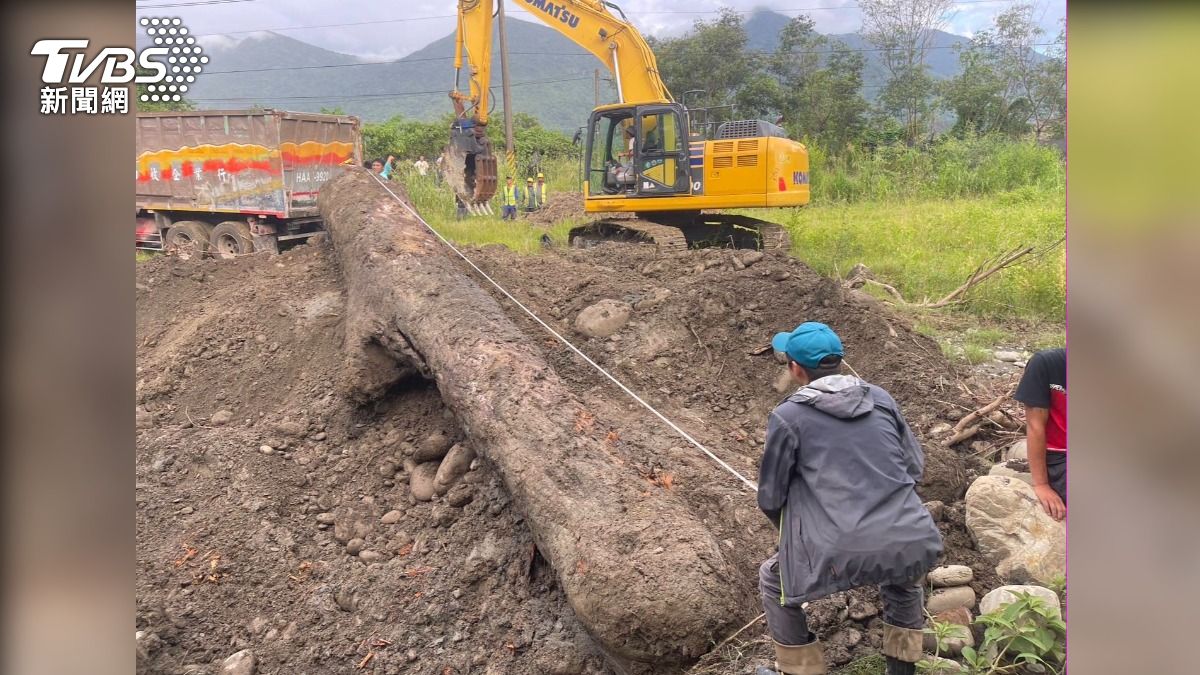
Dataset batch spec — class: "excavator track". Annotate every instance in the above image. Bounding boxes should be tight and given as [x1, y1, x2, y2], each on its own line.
[568, 213, 790, 252]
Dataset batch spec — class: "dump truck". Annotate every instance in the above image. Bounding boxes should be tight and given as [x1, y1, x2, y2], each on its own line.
[136, 109, 362, 256]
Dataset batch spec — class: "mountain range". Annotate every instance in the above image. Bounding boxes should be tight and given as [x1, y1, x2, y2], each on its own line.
[183, 10, 978, 132]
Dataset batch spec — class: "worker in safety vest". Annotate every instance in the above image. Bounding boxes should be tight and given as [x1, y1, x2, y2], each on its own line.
[500, 176, 522, 221]
[523, 177, 539, 212]
[527, 172, 547, 211]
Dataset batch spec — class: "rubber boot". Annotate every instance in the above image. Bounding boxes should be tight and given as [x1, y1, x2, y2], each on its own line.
[769, 638, 827, 675]
[881, 622, 922, 675]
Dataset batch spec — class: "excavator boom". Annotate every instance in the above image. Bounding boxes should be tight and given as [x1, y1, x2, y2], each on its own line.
[446, 0, 672, 206]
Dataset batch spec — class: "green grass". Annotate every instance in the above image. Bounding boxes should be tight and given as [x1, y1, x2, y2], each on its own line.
[964, 327, 1011, 349]
[749, 186, 1065, 321]
[834, 653, 886, 674]
[136, 250, 156, 263]
[401, 165, 583, 254]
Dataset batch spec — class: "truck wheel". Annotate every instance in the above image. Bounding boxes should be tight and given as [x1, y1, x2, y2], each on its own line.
[164, 221, 211, 259]
[210, 221, 254, 259]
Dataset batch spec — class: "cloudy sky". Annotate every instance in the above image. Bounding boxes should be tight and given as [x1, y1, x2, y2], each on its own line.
[135, 0, 1066, 62]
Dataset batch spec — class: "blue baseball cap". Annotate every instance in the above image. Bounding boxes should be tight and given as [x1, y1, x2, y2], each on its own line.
[771, 322, 844, 369]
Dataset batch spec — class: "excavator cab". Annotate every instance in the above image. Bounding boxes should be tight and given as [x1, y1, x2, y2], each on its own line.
[587, 103, 691, 198]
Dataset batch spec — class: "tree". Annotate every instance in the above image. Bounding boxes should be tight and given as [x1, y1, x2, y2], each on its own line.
[652, 9, 759, 110]
[859, 0, 955, 145]
[770, 17, 868, 151]
[940, 40, 1026, 136]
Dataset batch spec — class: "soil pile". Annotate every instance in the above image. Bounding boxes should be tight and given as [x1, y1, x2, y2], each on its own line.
[525, 191, 586, 225]
[136, 238, 995, 675]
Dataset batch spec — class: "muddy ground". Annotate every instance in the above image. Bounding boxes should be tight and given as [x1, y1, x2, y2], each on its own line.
[136, 237, 1006, 675]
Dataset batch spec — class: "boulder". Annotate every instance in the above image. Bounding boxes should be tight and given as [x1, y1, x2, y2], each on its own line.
[928, 565, 974, 588]
[980, 585, 1062, 620]
[926, 586, 976, 613]
[965, 476, 1066, 583]
[574, 300, 632, 338]
[1004, 439, 1028, 461]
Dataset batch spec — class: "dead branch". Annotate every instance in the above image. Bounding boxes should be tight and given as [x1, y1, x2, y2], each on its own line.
[843, 243, 1040, 309]
[945, 385, 1016, 446]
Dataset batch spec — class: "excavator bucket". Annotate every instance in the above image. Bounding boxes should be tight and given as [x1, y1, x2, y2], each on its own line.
[444, 123, 498, 207]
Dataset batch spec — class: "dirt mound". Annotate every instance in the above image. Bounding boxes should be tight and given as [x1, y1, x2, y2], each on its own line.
[525, 191, 586, 225]
[136, 240, 994, 675]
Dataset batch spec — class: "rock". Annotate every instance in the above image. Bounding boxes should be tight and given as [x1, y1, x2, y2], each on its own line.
[1005, 439, 1028, 461]
[272, 420, 306, 437]
[311, 431, 327, 441]
[378, 461, 397, 477]
[924, 500, 946, 522]
[435, 443, 476, 489]
[988, 462, 1033, 486]
[934, 606, 973, 627]
[413, 432, 454, 463]
[919, 655, 966, 674]
[409, 462, 440, 501]
[574, 299, 632, 338]
[634, 288, 672, 311]
[928, 565, 974, 587]
[980, 585, 1062, 619]
[847, 600, 878, 621]
[930, 422, 952, 436]
[994, 350, 1021, 362]
[924, 622, 974, 656]
[316, 512, 336, 525]
[358, 550, 384, 564]
[965, 476, 1066, 583]
[926, 586, 976, 613]
[380, 510, 402, 524]
[210, 410, 233, 426]
[346, 538, 366, 555]
[259, 445, 274, 455]
[740, 251, 764, 267]
[335, 588, 357, 612]
[247, 617, 269, 636]
[220, 650, 256, 675]
[432, 505, 457, 527]
[446, 483, 474, 507]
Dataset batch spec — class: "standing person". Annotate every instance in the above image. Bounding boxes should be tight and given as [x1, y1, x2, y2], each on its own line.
[454, 193, 468, 220]
[756, 322, 942, 675]
[530, 172, 548, 210]
[1014, 347, 1067, 520]
[413, 155, 430, 176]
[499, 176, 521, 221]
[528, 174, 542, 211]
[434, 153, 445, 184]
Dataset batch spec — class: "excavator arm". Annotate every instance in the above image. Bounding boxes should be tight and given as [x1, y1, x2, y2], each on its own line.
[446, 0, 673, 206]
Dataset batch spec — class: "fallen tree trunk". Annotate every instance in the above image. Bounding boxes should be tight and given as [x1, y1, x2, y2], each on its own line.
[319, 170, 742, 666]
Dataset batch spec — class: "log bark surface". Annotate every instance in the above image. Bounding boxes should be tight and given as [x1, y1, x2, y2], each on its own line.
[319, 170, 742, 665]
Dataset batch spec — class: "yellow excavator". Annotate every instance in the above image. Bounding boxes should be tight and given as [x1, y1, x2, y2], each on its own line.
[446, 0, 810, 250]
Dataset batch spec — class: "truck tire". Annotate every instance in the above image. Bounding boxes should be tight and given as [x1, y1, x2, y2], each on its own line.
[210, 221, 254, 259]
[164, 221, 211, 259]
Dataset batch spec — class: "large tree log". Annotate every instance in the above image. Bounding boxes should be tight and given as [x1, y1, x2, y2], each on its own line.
[319, 170, 742, 666]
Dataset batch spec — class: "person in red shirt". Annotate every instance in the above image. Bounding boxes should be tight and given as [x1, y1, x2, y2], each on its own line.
[1014, 348, 1067, 520]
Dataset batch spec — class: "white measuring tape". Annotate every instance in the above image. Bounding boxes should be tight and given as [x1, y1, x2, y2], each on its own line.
[365, 172, 759, 492]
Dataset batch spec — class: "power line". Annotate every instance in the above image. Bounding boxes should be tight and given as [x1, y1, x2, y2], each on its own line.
[183, 0, 1019, 38]
[198, 42, 1059, 77]
[188, 75, 594, 102]
[137, 0, 256, 8]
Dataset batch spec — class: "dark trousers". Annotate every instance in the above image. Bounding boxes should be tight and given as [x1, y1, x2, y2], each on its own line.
[501, 205, 517, 220]
[758, 554, 924, 645]
[1046, 450, 1067, 503]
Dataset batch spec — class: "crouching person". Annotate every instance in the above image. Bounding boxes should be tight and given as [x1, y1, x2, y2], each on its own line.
[756, 322, 943, 675]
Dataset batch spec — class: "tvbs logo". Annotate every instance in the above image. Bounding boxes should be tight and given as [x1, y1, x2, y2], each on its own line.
[31, 17, 206, 114]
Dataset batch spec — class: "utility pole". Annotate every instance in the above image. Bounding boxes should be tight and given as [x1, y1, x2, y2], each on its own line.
[496, 0, 516, 180]
[594, 68, 600, 107]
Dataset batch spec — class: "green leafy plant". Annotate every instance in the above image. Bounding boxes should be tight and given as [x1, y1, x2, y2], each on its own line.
[961, 592, 1066, 674]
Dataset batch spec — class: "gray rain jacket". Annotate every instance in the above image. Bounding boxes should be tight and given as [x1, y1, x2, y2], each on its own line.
[758, 375, 942, 606]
